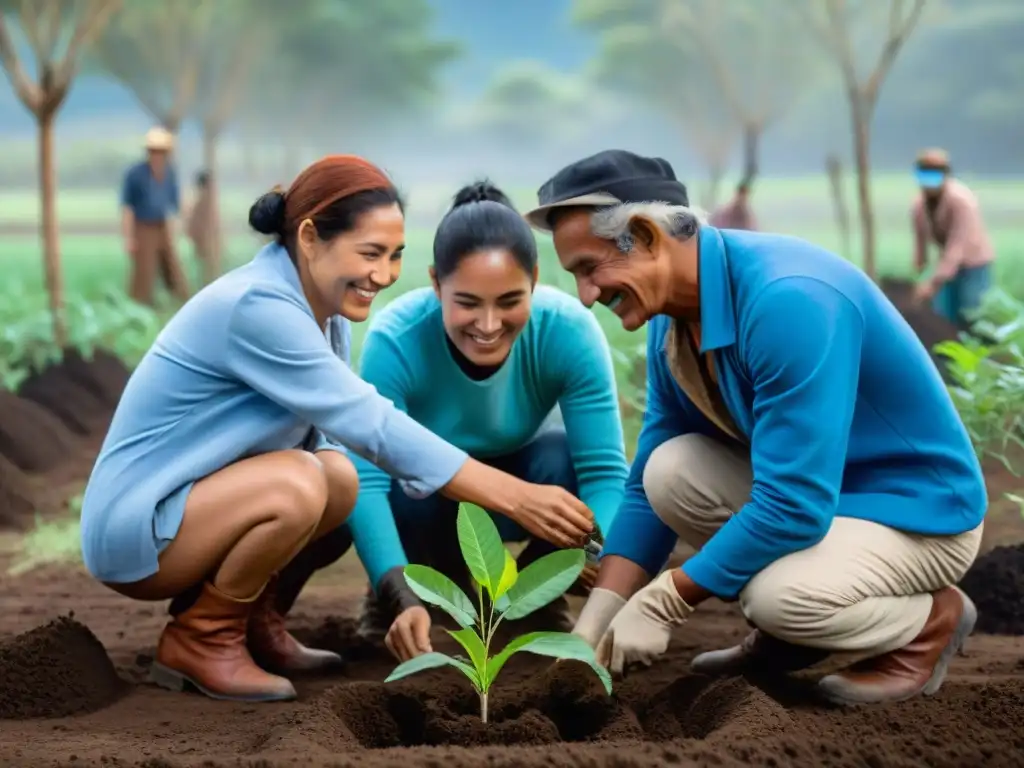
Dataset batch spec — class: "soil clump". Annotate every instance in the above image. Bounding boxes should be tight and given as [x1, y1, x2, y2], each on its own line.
[0, 615, 126, 719]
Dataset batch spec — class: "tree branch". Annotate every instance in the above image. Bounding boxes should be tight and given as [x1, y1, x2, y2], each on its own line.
[17, 0, 49, 63]
[863, 0, 926, 103]
[55, 0, 123, 92]
[0, 14, 42, 112]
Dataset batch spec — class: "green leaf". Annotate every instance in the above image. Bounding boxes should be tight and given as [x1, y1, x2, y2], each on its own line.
[494, 549, 518, 600]
[484, 631, 612, 694]
[502, 548, 585, 620]
[448, 627, 488, 684]
[385, 651, 480, 689]
[403, 564, 477, 628]
[456, 504, 507, 598]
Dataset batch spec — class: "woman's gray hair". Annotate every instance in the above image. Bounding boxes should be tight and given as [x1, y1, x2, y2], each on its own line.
[589, 201, 707, 249]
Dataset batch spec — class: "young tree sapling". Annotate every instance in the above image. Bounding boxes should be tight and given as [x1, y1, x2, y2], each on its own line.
[384, 503, 612, 722]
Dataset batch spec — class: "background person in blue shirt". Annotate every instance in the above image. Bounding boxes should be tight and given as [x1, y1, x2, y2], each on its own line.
[81, 156, 594, 704]
[119, 126, 191, 306]
[524, 149, 987, 707]
[337, 181, 629, 661]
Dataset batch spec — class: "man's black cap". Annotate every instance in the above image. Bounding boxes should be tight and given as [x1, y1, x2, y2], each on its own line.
[524, 149, 690, 232]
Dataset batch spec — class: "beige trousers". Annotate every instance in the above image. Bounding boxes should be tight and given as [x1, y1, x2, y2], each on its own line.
[645, 434, 983, 657]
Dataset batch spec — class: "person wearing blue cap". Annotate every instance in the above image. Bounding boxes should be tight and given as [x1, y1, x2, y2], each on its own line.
[910, 148, 996, 328]
[524, 149, 986, 706]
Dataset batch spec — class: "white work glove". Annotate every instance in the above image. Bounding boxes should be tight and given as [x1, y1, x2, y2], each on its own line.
[572, 587, 628, 648]
[596, 569, 694, 676]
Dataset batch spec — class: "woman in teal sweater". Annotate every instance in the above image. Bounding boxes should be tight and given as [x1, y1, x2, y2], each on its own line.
[348, 182, 628, 661]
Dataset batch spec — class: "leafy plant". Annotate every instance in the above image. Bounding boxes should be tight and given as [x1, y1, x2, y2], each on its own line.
[935, 288, 1024, 474]
[0, 283, 162, 391]
[384, 503, 612, 722]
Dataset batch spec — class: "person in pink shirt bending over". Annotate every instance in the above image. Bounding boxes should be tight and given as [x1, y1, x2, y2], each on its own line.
[709, 181, 758, 231]
[910, 148, 996, 329]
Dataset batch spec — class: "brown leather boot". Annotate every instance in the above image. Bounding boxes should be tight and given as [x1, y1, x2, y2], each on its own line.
[691, 628, 831, 676]
[247, 575, 342, 673]
[151, 581, 296, 702]
[818, 586, 976, 706]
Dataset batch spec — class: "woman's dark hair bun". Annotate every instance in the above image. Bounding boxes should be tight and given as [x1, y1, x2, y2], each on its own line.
[248, 189, 286, 236]
[451, 179, 516, 212]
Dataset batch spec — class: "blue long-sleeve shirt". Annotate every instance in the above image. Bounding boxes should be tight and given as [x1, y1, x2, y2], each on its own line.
[348, 285, 629, 588]
[602, 226, 987, 599]
[80, 244, 468, 583]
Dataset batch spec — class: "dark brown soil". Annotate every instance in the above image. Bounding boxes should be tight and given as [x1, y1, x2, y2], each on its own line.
[60, 348, 131, 409]
[0, 388, 80, 472]
[18, 360, 116, 436]
[0, 549, 1023, 768]
[0, 352, 127, 528]
[960, 543, 1024, 634]
[0, 454, 35, 528]
[0, 615, 127, 719]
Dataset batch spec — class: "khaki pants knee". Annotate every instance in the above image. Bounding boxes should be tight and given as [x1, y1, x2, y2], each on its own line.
[642, 434, 983, 656]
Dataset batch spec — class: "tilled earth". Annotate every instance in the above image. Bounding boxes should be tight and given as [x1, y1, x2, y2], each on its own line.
[1, 550, 1024, 768]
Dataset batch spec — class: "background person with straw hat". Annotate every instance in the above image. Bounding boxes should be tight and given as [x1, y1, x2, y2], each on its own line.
[119, 126, 191, 306]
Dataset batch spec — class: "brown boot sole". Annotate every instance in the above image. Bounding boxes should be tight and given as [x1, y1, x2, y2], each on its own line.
[150, 662, 297, 703]
[819, 588, 978, 706]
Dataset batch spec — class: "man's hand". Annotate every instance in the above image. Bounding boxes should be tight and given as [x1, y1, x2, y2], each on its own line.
[385, 606, 432, 661]
[595, 569, 694, 676]
[571, 587, 627, 647]
[913, 278, 937, 305]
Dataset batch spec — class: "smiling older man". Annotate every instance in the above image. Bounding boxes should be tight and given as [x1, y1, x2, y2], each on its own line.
[524, 149, 987, 706]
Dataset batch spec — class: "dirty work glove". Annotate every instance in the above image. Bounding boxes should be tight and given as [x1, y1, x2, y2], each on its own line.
[572, 587, 628, 648]
[596, 569, 694, 676]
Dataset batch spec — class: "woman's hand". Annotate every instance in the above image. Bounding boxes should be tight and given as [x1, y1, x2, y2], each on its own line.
[385, 606, 433, 662]
[507, 482, 595, 549]
[570, 561, 599, 596]
[441, 461, 594, 548]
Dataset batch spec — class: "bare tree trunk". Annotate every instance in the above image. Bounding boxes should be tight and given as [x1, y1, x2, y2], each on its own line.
[741, 123, 761, 185]
[850, 97, 877, 279]
[38, 108, 66, 347]
[201, 128, 222, 285]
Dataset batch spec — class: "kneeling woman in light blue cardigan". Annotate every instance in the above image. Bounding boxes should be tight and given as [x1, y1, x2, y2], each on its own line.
[347, 181, 629, 661]
[79, 157, 595, 704]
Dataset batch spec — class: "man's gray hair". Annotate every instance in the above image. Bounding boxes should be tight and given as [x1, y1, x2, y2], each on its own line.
[590, 201, 707, 245]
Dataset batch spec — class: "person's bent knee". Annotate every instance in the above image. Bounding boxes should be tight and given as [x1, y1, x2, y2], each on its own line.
[740, 570, 826, 646]
[643, 434, 718, 533]
[315, 450, 359, 525]
[268, 450, 329, 534]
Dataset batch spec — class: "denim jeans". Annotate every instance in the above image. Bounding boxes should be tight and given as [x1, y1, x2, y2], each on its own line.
[390, 428, 579, 587]
[932, 263, 993, 329]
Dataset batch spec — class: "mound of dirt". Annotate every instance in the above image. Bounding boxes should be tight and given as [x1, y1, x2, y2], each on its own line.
[0, 454, 35, 528]
[0, 389, 80, 472]
[60, 348, 131, 408]
[0, 615, 126, 719]
[18, 360, 115, 436]
[960, 543, 1024, 634]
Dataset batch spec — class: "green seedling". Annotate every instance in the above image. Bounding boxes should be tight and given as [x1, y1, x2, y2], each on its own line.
[384, 503, 612, 722]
